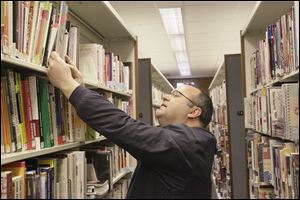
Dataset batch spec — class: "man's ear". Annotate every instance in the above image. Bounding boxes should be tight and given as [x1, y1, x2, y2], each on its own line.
[187, 107, 202, 119]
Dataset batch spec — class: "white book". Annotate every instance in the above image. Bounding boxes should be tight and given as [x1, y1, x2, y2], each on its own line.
[28, 1, 39, 62]
[31, 2, 44, 64]
[55, 1, 68, 58]
[124, 66, 130, 92]
[68, 26, 78, 66]
[23, 2, 30, 55]
[12, 175, 22, 199]
[62, 32, 69, 60]
[244, 97, 253, 129]
[67, 103, 74, 143]
[28, 76, 40, 150]
[97, 44, 104, 86]
[67, 152, 76, 199]
[56, 155, 68, 199]
[282, 83, 299, 141]
[79, 43, 99, 86]
[74, 151, 85, 198]
[40, 172, 47, 199]
[8, 1, 13, 55]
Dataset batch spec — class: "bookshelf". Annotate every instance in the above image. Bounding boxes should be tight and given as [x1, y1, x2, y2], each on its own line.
[1, 1, 137, 199]
[137, 58, 173, 126]
[241, 1, 299, 198]
[209, 54, 248, 199]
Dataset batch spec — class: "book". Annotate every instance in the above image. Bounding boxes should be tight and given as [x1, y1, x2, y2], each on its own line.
[2, 161, 26, 199]
[282, 83, 299, 141]
[1, 171, 13, 199]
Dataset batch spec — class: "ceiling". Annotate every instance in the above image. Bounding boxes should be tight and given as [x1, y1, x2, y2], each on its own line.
[110, 1, 256, 79]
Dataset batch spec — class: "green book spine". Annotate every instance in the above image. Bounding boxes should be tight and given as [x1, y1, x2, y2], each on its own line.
[38, 78, 53, 148]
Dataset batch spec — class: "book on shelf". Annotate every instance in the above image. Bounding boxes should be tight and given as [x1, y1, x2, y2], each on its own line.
[249, 4, 299, 92]
[247, 131, 299, 199]
[1, 2, 136, 199]
[244, 83, 298, 141]
[209, 81, 231, 199]
[1, 161, 26, 199]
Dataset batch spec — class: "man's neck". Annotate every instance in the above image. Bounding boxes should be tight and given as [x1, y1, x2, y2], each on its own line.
[185, 120, 202, 128]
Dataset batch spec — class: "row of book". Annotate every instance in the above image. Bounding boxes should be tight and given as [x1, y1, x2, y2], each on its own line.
[209, 80, 227, 107]
[1, 1, 132, 94]
[1, 151, 85, 199]
[1, 68, 132, 154]
[247, 131, 299, 199]
[1, 1, 69, 65]
[1, 142, 131, 199]
[1, 69, 86, 153]
[210, 81, 228, 125]
[80, 43, 131, 93]
[244, 83, 299, 141]
[249, 4, 299, 91]
[209, 82, 231, 199]
[210, 123, 231, 199]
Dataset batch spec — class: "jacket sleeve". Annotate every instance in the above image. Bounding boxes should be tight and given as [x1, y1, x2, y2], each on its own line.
[69, 86, 190, 170]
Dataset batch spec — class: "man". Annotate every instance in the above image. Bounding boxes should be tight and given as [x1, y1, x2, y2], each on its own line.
[47, 52, 216, 199]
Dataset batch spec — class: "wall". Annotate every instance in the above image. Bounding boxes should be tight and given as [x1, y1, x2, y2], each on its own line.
[168, 77, 213, 95]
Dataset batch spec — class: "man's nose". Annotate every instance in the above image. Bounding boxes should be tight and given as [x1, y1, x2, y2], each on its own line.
[163, 94, 171, 101]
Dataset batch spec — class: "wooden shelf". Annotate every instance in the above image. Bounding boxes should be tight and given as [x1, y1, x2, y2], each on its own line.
[250, 69, 299, 94]
[1, 136, 107, 166]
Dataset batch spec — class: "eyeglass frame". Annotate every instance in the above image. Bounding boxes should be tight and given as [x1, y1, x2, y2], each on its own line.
[170, 89, 201, 108]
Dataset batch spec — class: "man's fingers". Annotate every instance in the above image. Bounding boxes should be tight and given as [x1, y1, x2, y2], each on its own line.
[65, 55, 74, 65]
[68, 64, 81, 76]
[50, 51, 59, 59]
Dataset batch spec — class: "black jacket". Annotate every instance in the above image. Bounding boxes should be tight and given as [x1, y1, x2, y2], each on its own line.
[69, 86, 217, 199]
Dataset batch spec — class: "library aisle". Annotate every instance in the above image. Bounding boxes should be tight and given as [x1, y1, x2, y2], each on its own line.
[1, 1, 299, 199]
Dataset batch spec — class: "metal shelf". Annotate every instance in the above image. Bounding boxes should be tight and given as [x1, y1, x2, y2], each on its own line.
[87, 83, 132, 98]
[1, 56, 132, 98]
[1, 136, 106, 165]
[246, 128, 298, 143]
[250, 69, 299, 94]
[112, 168, 131, 185]
[1, 55, 48, 73]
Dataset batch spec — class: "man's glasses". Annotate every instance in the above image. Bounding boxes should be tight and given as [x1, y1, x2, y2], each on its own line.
[170, 90, 200, 108]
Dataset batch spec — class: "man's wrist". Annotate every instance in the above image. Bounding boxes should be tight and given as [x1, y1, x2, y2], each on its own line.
[61, 79, 80, 99]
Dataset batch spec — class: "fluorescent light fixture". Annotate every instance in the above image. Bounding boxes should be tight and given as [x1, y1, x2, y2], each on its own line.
[159, 7, 191, 76]
[169, 35, 186, 51]
[159, 8, 184, 35]
[178, 62, 190, 70]
[178, 62, 191, 76]
[175, 51, 189, 63]
[180, 70, 191, 76]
